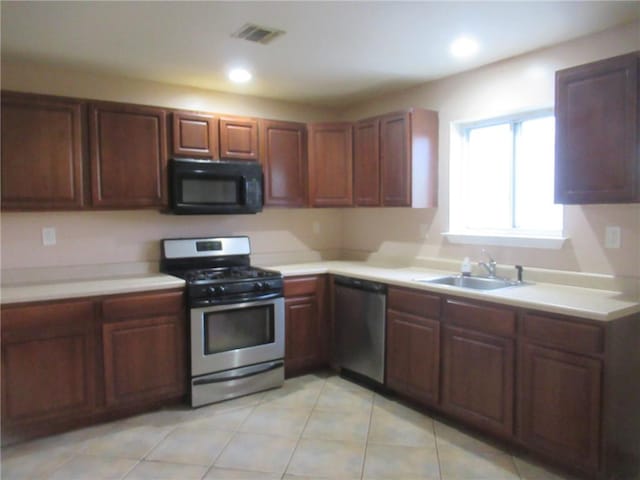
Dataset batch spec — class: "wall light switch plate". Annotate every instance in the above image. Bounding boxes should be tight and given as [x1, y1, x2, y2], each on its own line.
[42, 227, 57, 246]
[312, 221, 321, 235]
[605, 226, 621, 249]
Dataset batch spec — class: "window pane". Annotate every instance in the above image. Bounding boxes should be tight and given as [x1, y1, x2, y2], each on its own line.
[515, 116, 562, 231]
[464, 123, 512, 230]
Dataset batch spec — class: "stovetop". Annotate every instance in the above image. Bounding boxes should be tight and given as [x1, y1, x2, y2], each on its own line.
[181, 266, 281, 284]
[160, 236, 283, 307]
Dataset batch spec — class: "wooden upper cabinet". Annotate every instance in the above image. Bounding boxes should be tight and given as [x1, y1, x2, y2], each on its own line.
[1, 92, 85, 210]
[172, 111, 219, 159]
[308, 122, 353, 207]
[259, 119, 307, 207]
[555, 52, 639, 204]
[354, 118, 381, 206]
[89, 102, 167, 208]
[380, 109, 438, 207]
[219, 116, 259, 161]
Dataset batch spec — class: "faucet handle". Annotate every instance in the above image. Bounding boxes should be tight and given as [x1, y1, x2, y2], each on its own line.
[482, 249, 496, 264]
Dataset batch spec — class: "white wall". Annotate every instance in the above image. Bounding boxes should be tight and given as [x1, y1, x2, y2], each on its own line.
[339, 22, 640, 281]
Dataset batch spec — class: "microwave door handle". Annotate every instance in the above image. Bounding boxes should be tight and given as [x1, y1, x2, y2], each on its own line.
[192, 361, 284, 385]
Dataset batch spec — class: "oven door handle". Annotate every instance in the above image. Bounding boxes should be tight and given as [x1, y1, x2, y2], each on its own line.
[192, 360, 284, 385]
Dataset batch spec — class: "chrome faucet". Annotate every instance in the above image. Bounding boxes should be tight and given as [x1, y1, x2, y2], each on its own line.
[479, 249, 497, 277]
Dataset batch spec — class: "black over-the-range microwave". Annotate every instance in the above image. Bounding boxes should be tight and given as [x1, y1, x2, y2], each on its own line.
[169, 158, 263, 215]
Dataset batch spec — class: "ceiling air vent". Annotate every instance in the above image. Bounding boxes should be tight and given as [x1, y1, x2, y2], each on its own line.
[231, 23, 285, 45]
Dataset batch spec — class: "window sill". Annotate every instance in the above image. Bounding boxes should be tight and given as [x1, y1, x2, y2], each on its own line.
[442, 232, 568, 249]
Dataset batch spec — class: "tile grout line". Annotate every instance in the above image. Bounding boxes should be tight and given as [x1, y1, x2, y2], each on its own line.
[199, 394, 264, 479]
[360, 392, 376, 480]
[279, 374, 328, 479]
[433, 419, 444, 480]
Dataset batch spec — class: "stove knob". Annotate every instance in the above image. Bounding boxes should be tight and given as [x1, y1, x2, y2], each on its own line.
[254, 281, 265, 291]
[207, 286, 217, 295]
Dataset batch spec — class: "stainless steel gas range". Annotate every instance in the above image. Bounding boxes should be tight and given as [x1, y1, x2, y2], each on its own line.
[160, 236, 284, 407]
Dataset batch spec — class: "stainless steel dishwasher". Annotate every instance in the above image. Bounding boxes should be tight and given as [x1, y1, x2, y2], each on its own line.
[333, 275, 387, 384]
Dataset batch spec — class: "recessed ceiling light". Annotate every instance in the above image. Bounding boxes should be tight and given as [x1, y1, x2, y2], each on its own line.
[228, 68, 252, 83]
[450, 36, 479, 58]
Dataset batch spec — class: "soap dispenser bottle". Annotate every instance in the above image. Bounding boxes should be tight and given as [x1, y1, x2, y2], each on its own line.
[461, 257, 472, 276]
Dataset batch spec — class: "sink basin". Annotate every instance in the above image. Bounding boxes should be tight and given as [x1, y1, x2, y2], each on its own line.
[415, 275, 525, 291]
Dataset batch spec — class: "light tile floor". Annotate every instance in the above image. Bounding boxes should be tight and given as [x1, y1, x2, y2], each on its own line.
[1, 372, 578, 480]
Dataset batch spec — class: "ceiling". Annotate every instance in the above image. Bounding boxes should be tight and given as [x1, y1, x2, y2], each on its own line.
[1, 1, 638, 107]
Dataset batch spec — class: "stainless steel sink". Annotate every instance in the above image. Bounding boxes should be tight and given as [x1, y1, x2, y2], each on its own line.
[415, 275, 525, 290]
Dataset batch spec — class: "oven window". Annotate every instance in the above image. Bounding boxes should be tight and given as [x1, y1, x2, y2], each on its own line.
[204, 305, 274, 354]
[182, 178, 240, 204]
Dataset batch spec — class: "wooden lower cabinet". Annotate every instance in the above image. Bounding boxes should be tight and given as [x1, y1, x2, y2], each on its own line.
[1, 289, 186, 445]
[1, 300, 97, 443]
[101, 291, 186, 407]
[385, 287, 440, 405]
[519, 342, 602, 471]
[441, 324, 514, 437]
[440, 298, 516, 439]
[284, 275, 327, 377]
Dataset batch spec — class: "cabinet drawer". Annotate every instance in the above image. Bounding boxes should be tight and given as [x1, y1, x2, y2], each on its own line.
[102, 290, 184, 321]
[388, 287, 441, 319]
[522, 313, 604, 356]
[284, 276, 318, 297]
[444, 299, 515, 337]
[1, 300, 95, 338]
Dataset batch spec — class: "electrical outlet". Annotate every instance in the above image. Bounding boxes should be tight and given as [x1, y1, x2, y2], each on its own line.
[42, 227, 57, 246]
[312, 221, 320, 235]
[605, 226, 621, 249]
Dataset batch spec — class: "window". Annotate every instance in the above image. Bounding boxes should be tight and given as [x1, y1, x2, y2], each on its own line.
[448, 111, 564, 246]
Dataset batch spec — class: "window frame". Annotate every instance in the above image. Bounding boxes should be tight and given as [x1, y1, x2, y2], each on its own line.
[445, 109, 567, 249]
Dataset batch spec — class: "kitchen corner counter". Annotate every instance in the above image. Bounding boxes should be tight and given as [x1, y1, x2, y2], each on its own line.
[271, 261, 640, 322]
[1, 273, 185, 305]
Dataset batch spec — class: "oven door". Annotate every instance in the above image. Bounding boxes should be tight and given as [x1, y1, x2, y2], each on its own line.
[190, 297, 284, 376]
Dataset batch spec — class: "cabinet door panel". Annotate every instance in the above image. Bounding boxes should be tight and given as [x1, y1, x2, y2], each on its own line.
[386, 310, 439, 405]
[442, 324, 514, 437]
[172, 112, 218, 158]
[260, 120, 307, 207]
[519, 342, 601, 470]
[285, 296, 322, 376]
[1, 94, 84, 209]
[89, 103, 167, 207]
[1, 300, 96, 428]
[103, 316, 185, 406]
[380, 112, 411, 206]
[354, 119, 380, 206]
[555, 52, 638, 203]
[219, 116, 259, 160]
[308, 123, 353, 206]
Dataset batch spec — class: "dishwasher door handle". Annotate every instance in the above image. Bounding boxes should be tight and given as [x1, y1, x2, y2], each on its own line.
[333, 275, 386, 294]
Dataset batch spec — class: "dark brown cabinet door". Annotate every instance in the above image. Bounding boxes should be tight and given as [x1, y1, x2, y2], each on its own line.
[354, 118, 380, 206]
[1, 300, 96, 443]
[555, 52, 639, 204]
[219, 116, 259, 161]
[89, 102, 167, 208]
[260, 119, 307, 207]
[441, 324, 514, 438]
[101, 291, 186, 407]
[380, 112, 412, 206]
[386, 310, 440, 405]
[284, 276, 327, 377]
[308, 122, 353, 207]
[1, 93, 85, 210]
[519, 342, 601, 471]
[172, 111, 219, 158]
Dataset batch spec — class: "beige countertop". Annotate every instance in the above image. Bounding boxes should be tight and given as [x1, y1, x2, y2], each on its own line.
[1, 273, 185, 305]
[270, 261, 640, 322]
[2, 260, 638, 322]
